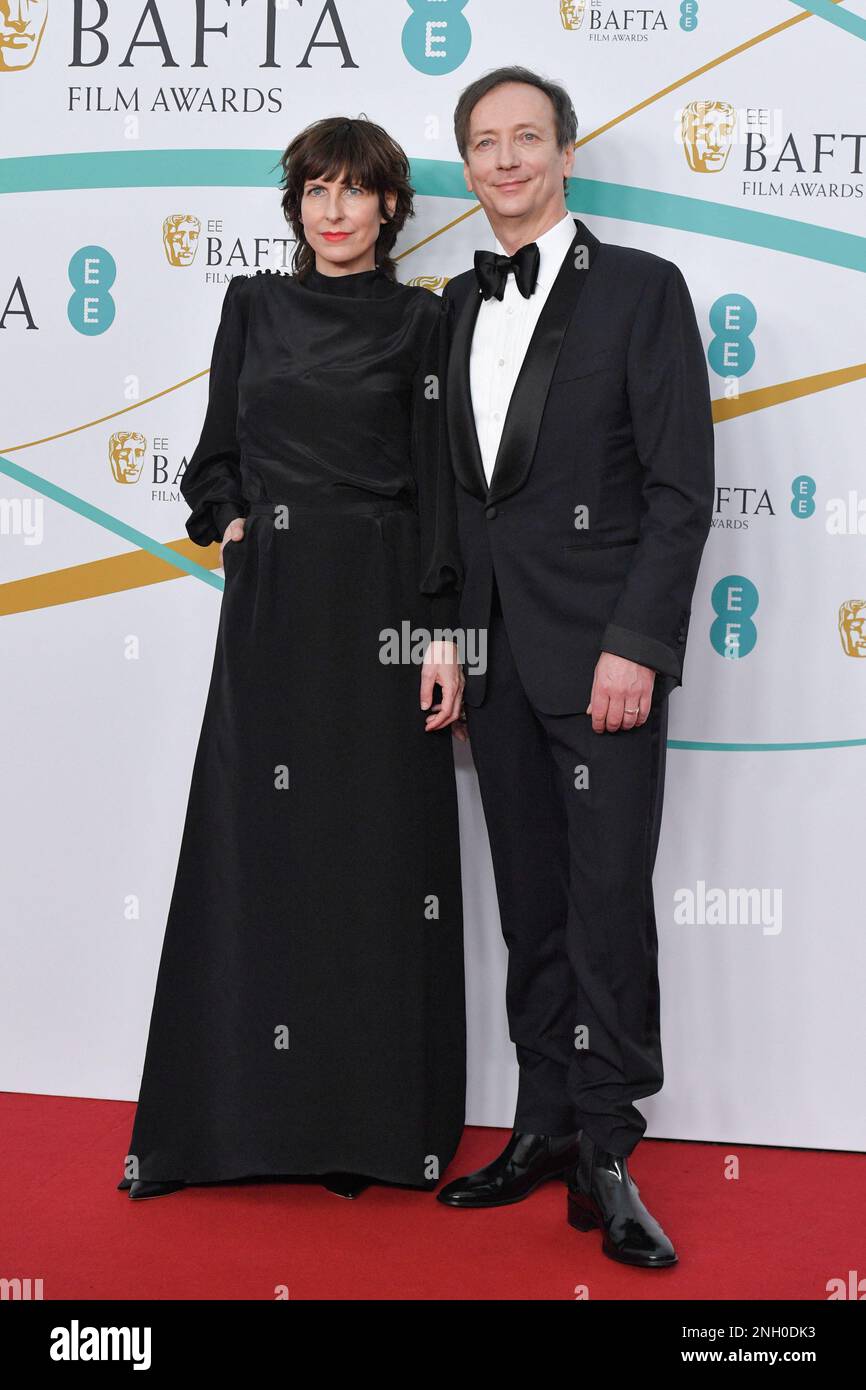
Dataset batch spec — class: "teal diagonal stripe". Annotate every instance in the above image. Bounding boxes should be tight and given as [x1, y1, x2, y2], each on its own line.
[2, 151, 866, 273]
[0, 453, 223, 590]
[565, 178, 866, 273]
[668, 737, 866, 751]
[788, 0, 866, 41]
[0, 148, 286, 194]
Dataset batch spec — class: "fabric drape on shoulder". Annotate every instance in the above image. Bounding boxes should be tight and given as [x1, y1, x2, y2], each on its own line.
[180, 275, 251, 546]
[411, 290, 463, 632]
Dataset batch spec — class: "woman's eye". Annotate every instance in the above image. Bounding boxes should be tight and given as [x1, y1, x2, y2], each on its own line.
[304, 185, 363, 196]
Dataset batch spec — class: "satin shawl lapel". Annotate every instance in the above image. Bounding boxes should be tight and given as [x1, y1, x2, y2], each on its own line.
[446, 216, 601, 504]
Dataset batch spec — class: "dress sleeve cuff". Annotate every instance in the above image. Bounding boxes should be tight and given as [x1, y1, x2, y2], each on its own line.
[212, 501, 247, 539]
[428, 590, 461, 634]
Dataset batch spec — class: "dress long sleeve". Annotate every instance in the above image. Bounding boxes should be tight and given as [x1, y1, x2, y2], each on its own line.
[180, 275, 250, 546]
[412, 291, 463, 632]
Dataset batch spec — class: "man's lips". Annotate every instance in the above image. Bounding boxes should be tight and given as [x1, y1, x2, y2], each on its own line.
[496, 180, 528, 190]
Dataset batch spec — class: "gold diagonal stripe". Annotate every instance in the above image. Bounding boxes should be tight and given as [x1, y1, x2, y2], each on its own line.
[0, 370, 209, 455]
[577, 3, 842, 148]
[713, 360, 866, 420]
[0, 538, 221, 617]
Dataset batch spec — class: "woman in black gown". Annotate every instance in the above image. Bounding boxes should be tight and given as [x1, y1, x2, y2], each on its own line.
[119, 117, 466, 1200]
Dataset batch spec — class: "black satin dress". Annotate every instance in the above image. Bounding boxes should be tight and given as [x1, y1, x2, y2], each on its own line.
[123, 265, 466, 1189]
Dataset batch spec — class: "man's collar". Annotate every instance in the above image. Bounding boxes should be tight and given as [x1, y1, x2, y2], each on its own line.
[493, 211, 576, 293]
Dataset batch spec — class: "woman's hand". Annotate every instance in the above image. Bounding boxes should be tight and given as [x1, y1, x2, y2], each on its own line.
[420, 640, 465, 734]
[219, 516, 245, 565]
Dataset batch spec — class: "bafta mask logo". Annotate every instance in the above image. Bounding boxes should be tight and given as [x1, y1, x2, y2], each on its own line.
[0, 0, 47, 71]
[110, 432, 147, 485]
[838, 600, 866, 658]
[560, 0, 587, 29]
[682, 101, 737, 173]
[163, 214, 201, 267]
[405, 275, 450, 293]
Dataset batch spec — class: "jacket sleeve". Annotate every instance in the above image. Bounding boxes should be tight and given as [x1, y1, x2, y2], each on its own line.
[600, 258, 715, 696]
[411, 289, 463, 632]
[180, 275, 250, 546]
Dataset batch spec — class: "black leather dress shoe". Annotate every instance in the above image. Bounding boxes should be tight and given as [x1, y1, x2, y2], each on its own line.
[128, 1179, 186, 1199]
[566, 1135, 677, 1267]
[321, 1173, 371, 1199]
[436, 1131, 581, 1208]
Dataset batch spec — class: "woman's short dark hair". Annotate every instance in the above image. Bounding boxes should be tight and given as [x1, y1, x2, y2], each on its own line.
[453, 66, 578, 195]
[278, 116, 414, 282]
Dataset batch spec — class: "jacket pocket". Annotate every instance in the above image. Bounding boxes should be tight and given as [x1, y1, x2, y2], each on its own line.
[551, 345, 620, 385]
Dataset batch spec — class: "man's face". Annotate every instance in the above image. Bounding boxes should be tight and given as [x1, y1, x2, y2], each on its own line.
[462, 83, 574, 228]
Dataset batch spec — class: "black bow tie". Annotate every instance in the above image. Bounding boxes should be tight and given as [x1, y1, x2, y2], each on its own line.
[474, 242, 541, 301]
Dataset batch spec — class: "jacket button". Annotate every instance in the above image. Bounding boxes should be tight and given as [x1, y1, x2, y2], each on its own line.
[486, 505, 498, 519]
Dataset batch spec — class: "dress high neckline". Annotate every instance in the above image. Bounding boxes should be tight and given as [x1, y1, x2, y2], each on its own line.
[302, 264, 392, 298]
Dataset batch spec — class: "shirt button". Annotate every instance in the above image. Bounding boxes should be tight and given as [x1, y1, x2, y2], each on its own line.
[498, 358, 505, 366]
[486, 505, 498, 520]
[493, 412, 501, 421]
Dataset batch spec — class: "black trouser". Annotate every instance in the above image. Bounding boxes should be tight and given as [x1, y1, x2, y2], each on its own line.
[465, 576, 669, 1156]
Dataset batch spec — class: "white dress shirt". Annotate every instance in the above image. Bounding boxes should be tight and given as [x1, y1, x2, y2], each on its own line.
[469, 211, 577, 488]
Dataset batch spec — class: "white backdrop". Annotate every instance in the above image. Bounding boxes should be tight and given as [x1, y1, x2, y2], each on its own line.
[2, 1, 865, 1151]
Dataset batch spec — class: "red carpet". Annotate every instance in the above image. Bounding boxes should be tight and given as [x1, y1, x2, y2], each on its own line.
[2, 1093, 862, 1300]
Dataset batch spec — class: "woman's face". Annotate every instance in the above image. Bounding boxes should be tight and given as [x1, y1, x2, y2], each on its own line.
[301, 170, 397, 275]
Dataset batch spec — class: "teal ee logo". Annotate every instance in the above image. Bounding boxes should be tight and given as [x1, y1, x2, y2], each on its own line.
[708, 294, 756, 378]
[402, 0, 470, 74]
[791, 477, 866, 532]
[791, 474, 816, 519]
[68, 246, 116, 335]
[711, 575, 758, 660]
[680, 1, 699, 31]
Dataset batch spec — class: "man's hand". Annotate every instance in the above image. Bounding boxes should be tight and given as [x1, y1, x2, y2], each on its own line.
[586, 651, 656, 733]
[219, 516, 245, 564]
[420, 640, 465, 733]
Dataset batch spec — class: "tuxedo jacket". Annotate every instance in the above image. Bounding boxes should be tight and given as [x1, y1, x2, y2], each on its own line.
[441, 215, 715, 714]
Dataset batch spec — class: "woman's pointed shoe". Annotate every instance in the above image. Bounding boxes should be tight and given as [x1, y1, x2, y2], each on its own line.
[128, 1179, 186, 1199]
[321, 1172, 371, 1199]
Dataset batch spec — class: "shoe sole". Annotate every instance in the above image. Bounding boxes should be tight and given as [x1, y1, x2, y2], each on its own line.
[436, 1169, 571, 1209]
[128, 1185, 186, 1200]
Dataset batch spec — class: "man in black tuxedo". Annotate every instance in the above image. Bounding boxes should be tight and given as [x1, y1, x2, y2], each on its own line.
[436, 67, 715, 1267]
